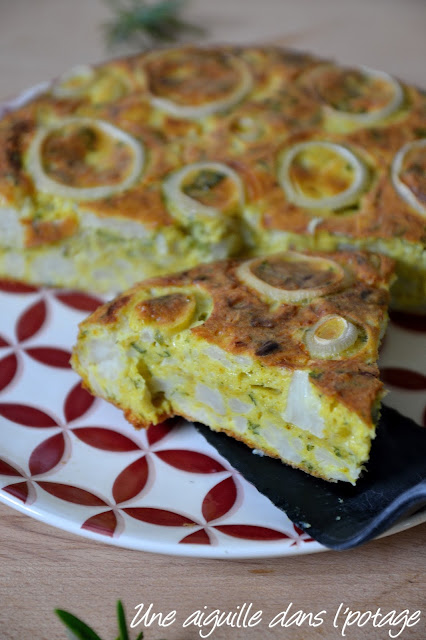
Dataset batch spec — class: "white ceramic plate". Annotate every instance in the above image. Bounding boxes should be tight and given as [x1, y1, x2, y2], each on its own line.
[0, 86, 425, 558]
[0, 279, 425, 558]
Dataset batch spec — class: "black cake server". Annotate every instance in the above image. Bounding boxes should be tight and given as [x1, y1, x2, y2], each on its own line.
[194, 405, 426, 550]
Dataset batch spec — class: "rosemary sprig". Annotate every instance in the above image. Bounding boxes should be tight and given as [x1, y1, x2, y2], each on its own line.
[55, 600, 147, 640]
[103, 0, 206, 50]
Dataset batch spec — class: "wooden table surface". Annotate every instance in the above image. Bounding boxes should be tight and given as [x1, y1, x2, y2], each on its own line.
[0, 1, 425, 639]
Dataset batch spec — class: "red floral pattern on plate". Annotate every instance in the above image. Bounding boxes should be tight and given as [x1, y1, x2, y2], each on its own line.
[16, 299, 47, 342]
[73, 427, 141, 452]
[0, 353, 18, 393]
[0, 274, 425, 558]
[55, 292, 102, 313]
[389, 311, 426, 334]
[0, 459, 22, 476]
[29, 433, 67, 475]
[64, 383, 96, 422]
[113, 456, 150, 504]
[381, 368, 426, 391]
[3, 482, 31, 503]
[202, 476, 237, 522]
[0, 403, 58, 427]
[155, 449, 226, 473]
[82, 510, 120, 537]
[0, 280, 37, 294]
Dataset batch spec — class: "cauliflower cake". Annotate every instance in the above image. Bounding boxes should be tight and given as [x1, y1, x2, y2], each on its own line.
[72, 250, 395, 483]
[0, 46, 424, 308]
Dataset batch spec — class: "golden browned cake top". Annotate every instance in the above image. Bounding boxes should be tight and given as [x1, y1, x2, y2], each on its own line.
[82, 250, 395, 425]
[220, 126, 426, 244]
[0, 46, 424, 249]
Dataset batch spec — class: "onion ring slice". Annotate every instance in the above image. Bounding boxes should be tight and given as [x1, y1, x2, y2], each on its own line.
[391, 139, 426, 217]
[26, 117, 145, 201]
[162, 161, 244, 222]
[307, 65, 404, 126]
[147, 56, 253, 120]
[305, 314, 358, 358]
[236, 252, 346, 304]
[51, 65, 95, 98]
[278, 141, 368, 211]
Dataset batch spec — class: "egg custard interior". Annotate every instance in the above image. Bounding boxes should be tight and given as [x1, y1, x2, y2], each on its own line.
[72, 250, 395, 484]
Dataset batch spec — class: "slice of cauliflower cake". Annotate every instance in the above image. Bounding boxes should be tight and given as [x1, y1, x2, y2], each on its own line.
[71, 250, 395, 483]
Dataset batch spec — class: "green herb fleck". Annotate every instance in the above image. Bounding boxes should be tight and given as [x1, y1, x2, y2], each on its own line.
[77, 126, 98, 151]
[306, 444, 315, 451]
[414, 128, 426, 138]
[183, 170, 226, 198]
[410, 163, 423, 175]
[371, 403, 381, 424]
[154, 330, 164, 343]
[248, 393, 257, 406]
[370, 129, 384, 141]
[131, 342, 146, 354]
[97, 229, 123, 243]
[247, 420, 260, 435]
